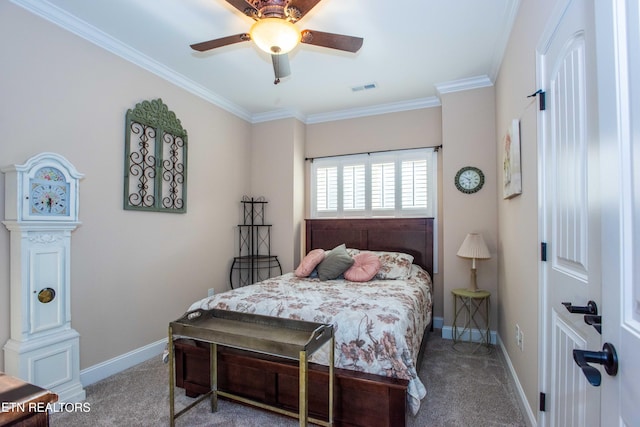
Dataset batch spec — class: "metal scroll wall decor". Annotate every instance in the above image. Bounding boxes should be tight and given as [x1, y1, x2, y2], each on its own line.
[124, 98, 188, 213]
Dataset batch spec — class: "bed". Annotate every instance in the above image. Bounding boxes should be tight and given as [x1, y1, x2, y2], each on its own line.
[173, 217, 434, 426]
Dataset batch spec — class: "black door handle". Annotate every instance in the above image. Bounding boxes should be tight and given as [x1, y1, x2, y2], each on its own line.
[584, 314, 602, 334]
[562, 300, 598, 315]
[573, 342, 618, 386]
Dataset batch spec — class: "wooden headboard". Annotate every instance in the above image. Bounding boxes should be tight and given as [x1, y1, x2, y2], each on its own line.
[305, 218, 434, 278]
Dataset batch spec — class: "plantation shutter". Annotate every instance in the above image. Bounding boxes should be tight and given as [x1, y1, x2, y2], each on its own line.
[315, 166, 337, 212]
[311, 148, 436, 218]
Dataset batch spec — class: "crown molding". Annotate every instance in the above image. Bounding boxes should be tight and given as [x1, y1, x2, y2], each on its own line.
[252, 96, 441, 124]
[434, 75, 494, 96]
[10, 0, 253, 122]
[304, 96, 442, 125]
[251, 108, 307, 124]
[12, 0, 485, 125]
[488, 0, 522, 81]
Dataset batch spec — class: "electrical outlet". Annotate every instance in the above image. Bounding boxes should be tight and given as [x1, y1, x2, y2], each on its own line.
[515, 324, 524, 351]
[208, 288, 215, 297]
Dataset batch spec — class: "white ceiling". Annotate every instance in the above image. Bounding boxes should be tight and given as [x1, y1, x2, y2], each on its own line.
[15, 0, 519, 123]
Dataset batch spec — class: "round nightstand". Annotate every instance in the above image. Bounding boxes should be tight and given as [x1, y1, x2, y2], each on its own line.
[451, 288, 491, 353]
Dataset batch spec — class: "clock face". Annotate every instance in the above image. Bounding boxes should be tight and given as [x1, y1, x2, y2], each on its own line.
[28, 166, 71, 217]
[455, 167, 485, 194]
[30, 182, 69, 215]
[6, 157, 79, 222]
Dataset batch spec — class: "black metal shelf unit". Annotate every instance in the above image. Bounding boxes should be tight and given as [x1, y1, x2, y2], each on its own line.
[229, 196, 282, 288]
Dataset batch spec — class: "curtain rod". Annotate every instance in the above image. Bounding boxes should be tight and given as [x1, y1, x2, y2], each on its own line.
[304, 144, 443, 161]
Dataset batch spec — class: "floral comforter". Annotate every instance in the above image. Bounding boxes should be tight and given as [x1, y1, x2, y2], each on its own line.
[187, 264, 433, 414]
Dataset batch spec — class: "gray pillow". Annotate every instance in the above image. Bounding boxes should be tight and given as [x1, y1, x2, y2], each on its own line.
[316, 244, 355, 281]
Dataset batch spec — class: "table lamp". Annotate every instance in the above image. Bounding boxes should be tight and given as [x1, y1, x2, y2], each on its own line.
[457, 233, 491, 291]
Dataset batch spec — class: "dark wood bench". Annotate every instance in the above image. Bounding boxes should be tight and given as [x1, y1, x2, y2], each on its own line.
[174, 339, 409, 426]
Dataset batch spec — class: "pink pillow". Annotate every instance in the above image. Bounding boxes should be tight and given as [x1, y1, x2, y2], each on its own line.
[344, 252, 381, 282]
[294, 249, 325, 277]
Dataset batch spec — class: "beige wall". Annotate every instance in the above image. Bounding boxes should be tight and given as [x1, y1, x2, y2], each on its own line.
[292, 120, 306, 266]
[0, 3, 251, 369]
[495, 0, 558, 417]
[305, 109, 443, 158]
[440, 87, 498, 330]
[249, 118, 306, 272]
[305, 108, 445, 319]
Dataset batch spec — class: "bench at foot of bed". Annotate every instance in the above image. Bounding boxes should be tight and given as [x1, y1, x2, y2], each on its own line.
[173, 338, 409, 427]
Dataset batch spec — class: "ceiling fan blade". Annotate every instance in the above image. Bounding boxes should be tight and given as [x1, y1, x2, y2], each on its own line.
[190, 33, 250, 52]
[272, 53, 291, 85]
[290, 0, 323, 19]
[224, 0, 256, 16]
[300, 30, 363, 53]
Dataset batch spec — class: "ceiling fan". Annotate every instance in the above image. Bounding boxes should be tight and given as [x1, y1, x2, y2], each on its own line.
[191, 0, 364, 84]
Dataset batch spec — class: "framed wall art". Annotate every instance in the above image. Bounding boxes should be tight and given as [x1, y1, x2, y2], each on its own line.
[124, 98, 188, 213]
[503, 119, 522, 199]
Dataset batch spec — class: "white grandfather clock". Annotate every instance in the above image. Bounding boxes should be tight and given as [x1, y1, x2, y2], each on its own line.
[2, 152, 86, 402]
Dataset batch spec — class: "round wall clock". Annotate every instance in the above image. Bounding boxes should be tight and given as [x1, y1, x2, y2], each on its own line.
[455, 166, 485, 194]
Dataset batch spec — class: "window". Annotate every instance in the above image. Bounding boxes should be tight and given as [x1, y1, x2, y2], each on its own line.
[311, 148, 437, 218]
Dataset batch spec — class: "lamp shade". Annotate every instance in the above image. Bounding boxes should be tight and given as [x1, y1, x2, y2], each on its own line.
[250, 18, 301, 55]
[456, 233, 491, 260]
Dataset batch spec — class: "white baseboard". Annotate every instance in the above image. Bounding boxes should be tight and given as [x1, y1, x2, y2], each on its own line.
[432, 316, 444, 330]
[496, 334, 537, 427]
[80, 338, 166, 387]
[80, 317, 445, 387]
[79, 317, 444, 387]
[441, 325, 497, 344]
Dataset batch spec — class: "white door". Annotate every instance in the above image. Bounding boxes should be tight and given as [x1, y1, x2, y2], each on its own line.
[595, 0, 640, 425]
[538, 0, 602, 425]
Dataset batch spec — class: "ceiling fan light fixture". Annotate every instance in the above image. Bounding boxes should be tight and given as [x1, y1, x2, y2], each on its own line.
[250, 18, 301, 55]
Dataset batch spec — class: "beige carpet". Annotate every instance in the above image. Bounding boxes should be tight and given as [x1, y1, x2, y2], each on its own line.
[51, 332, 527, 426]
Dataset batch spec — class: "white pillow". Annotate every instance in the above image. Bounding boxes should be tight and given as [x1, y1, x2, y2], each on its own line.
[371, 251, 414, 280]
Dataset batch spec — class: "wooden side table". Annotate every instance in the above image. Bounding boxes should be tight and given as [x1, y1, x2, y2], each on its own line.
[451, 288, 491, 353]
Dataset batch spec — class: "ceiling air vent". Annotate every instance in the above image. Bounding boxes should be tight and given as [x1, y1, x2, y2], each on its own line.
[351, 82, 377, 92]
